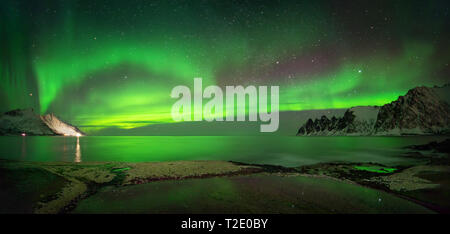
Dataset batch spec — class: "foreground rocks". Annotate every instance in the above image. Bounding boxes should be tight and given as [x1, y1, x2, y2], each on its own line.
[0, 160, 263, 214]
[0, 153, 448, 213]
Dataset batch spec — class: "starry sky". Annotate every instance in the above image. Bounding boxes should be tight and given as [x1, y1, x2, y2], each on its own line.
[1, 0, 449, 133]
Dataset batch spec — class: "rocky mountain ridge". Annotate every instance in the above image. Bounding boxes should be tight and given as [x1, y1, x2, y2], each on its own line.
[297, 85, 450, 136]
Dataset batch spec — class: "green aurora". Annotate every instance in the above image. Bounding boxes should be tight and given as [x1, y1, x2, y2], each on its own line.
[1, 0, 449, 133]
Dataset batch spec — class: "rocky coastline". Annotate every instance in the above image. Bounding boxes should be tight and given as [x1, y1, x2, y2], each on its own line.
[1, 139, 448, 214]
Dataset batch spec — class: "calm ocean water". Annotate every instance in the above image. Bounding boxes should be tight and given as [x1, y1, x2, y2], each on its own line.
[0, 136, 444, 167]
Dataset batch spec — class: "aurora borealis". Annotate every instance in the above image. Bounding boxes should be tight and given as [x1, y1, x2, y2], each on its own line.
[1, 0, 449, 133]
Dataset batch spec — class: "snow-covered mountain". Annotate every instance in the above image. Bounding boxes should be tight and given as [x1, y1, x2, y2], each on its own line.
[297, 85, 450, 136]
[40, 113, 85, 136]
[0, 108, 85, 136]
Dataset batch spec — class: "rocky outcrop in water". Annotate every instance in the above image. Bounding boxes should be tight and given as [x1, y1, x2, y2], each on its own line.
[0, 108, 85, 136]
[407, 139, 450, 153]
[297, 85, 450, 136]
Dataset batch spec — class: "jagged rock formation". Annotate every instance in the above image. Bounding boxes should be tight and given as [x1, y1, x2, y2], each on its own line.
[297, 85, 450, 136]
[0, 108, 85, 136]
[297, 106, 379, 136]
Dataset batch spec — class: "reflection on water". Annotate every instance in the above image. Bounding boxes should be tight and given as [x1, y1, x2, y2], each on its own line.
[59, 136, 82, 162]
[21, 136, 26, 160]
[75, 136, 81, 163]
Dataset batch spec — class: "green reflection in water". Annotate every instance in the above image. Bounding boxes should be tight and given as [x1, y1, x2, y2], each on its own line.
[0, 136, 443, 167]
[354, 166, 397, 173]
[73, 174, 433, 214]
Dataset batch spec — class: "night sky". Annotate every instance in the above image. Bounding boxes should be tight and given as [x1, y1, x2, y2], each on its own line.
[1, 0, 449, 132]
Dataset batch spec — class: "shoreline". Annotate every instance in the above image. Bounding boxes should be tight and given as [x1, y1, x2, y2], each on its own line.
[1, 155, 448, 214]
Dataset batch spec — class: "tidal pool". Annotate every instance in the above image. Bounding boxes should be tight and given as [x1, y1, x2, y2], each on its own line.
[72, 174, 434, 214]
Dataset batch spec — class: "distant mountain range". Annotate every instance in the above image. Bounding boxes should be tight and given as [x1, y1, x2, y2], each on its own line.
[297, 85, 450, 136]
[91, 109, 347, 136]
[2, 85, 448, 137]
[0, 108, 85, 136]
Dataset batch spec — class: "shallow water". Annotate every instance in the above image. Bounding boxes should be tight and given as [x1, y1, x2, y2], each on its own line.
[0, 136, 444, 167]
[72, 174, 434, 214]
